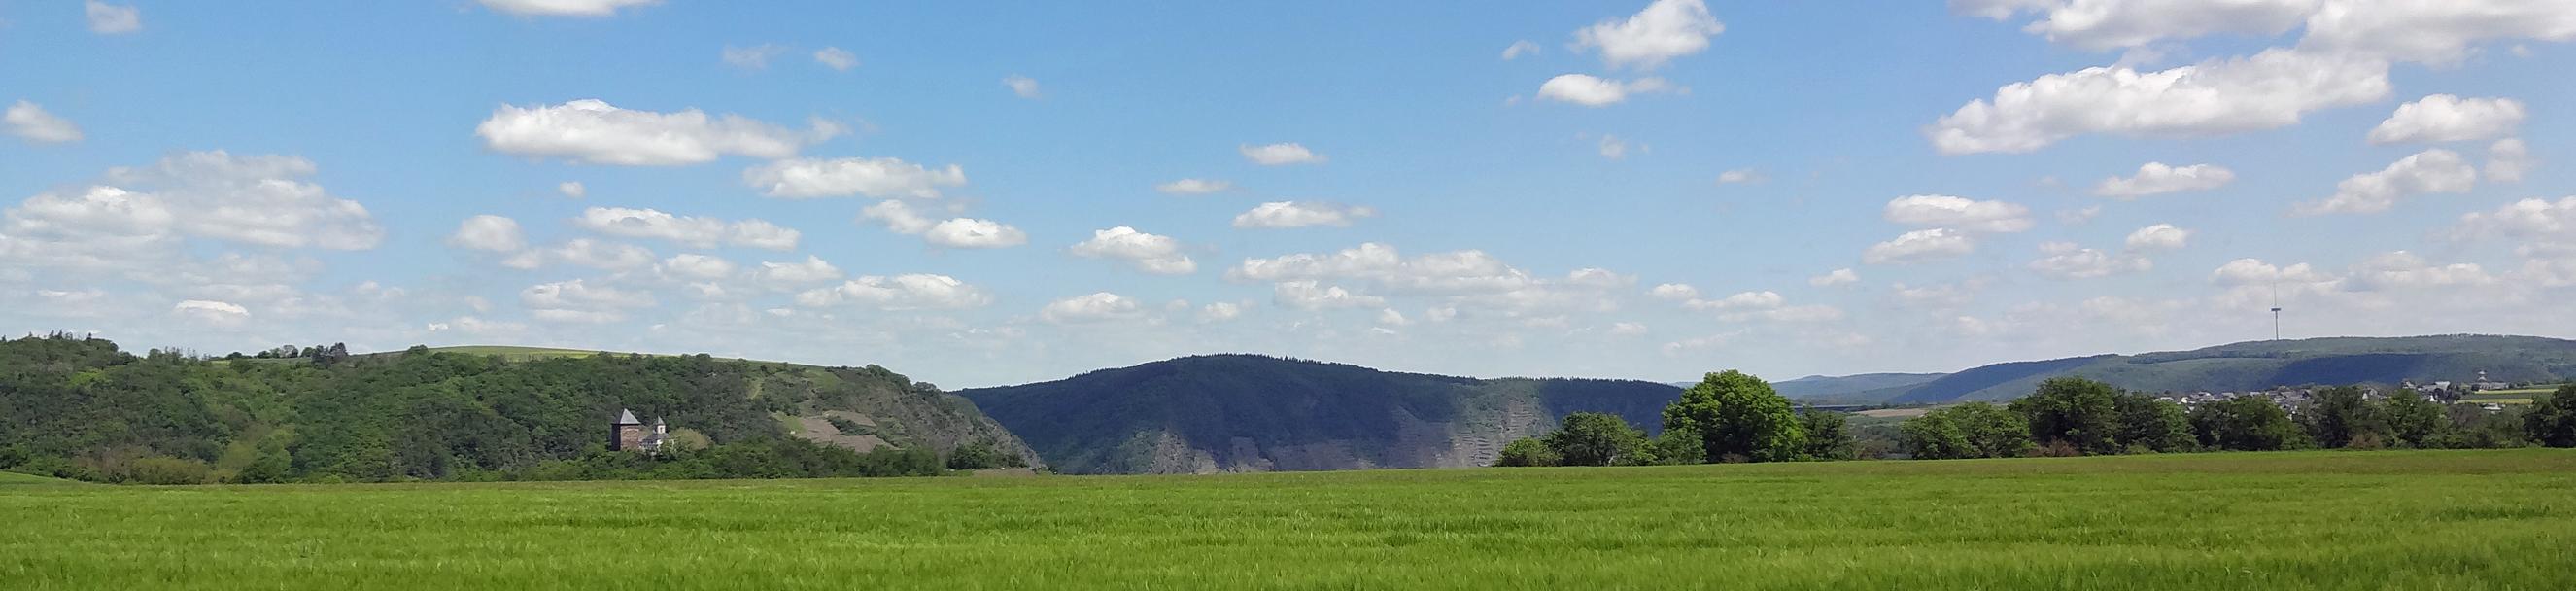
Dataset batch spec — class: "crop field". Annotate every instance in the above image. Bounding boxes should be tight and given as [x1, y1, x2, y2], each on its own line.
[6, 450, 2575, 590]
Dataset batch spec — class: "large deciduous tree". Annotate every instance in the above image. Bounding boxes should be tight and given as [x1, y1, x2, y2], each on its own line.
[2112, 393, 2194, 453]
[1899, 402, 2032, 460]
[2303, 386, 2389, 449]
[1663, 370, 1804, 463]
[2190, 397, 2306, 451]
[2009, 377, 2120, 455]
[2526, 386, 2576, 448]
[1542, 412, 1649, 467]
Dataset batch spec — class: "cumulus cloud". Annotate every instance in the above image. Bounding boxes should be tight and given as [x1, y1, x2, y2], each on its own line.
[1534, 74, 1675, 107]
[478, 0, 657, 17]
[1240, 143, 1324, 165]
[2293, 149, 2478, 215]
[1883, 194, 2034, 233]
[1649, 283, 1701, 301]
[476, 99, 837, 166]
[2124, 223, 2192, 251]
[1572, 0, 1725, 70]
[85, 1, 140, 34]
[747, 256, 843, 288]
[1000, 75, 1044, 99]
[1232, 201, 1377, 228]
[1864, 228, 1977, 264]
[2094, 162, 2235, 198]
[573, 206, 800, 250]
[2369, 95, 2526, 144]
[0, 152, 383, 274]
[1808, 268, 1859, 287]
[2452, 195, 2576, 258]
[1154, 179, 1233, 195]
[1233, 242, 1564, 296]
[557, 181, 587, 199]
[743, 156, 967, 199]
[1684, 291, 1783, 311]
[448, 215, 528, 253]
[5, 101, 82, 144]
[1040, 292, 1144, 324]
[1995, 0, 2319, 50]
[1926, 49, 2388, 155]
[503, 238, 655, 271]
[658, 254, 736, 281]
[1597, 135, 1635, 159]
[1071, 226, 1196, 274]
[2486, 138, 2534, 184]
[2028, 241, 2152, 279]
[1273, 280, 1387, 310]
[1715, 168, 1764, 185]
[2345, 251, 2493, 291]
[794, 274, 992, 310]
[173, 299, 249, 326]
[2299, 1, 2576, 64]
[813, 47, 859, 71]
[521, 279, 656, 323]
[1501, 40, 1542, 60]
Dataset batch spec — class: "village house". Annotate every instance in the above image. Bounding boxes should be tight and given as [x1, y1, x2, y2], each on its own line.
[609, 409, 672, 455]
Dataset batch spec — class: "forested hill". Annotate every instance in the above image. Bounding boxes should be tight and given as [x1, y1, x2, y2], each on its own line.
[958, 354, 1682, 474]
[1874, 335, 2576, 403]
[0, 335, 1034, 483]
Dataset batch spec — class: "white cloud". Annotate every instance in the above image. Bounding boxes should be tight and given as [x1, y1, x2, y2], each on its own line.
[1715, 168, 1764, 185]
[2346, 251, 2494, 291]
[2211, 258, 2337, 287]
[2300, 1, 2576, 64]
[1240, 143, 1324, 165]
[522, 279, 656, 323]
[2028, 241, 2152, 279]
[721, 44, 786, 70]
[5, 101, 82, 144]
[658, 254, 736, 281]
[1685, 290, 1783, 311]
[478, 0, 656, 17]
[1376, 308, 1414, 327]
[2293, 149, 2478, 215]
[1040, 292, 1144, 324]
[1926, 49, 2388, 155]
[1233, 243, 1537, 296]
[507, 238, 655, 271]
[1883, 194, 2034, 233]
[744, 156, 967, 199]
[924, 218, 1027, 249]
[1274, 280, 1387, 310]
[1597, 135, 1632, 159]
[2369, 95, 2527, 144]
[813, 47, 859, 71]
[448, 215, 528, 253]
[1649, 283, 1701, 301]
[0, 152, 383, 270]
[1808, 268, 1859, 287]
[1742, 304, 1845, 324]
[172, 299, 249, 326]
[1609, 322, 1649, 336]
[1154, 179, 1233, 195]
[794, 274, 992, 310]
[859, 199, 937, 234]
[2452, 195, 2576, 257]
[1864, 228, 1977, 264]
[1071, 226, 1196, 274]
[476, 99, 837, 166]
[1534, 74, 1675, 107]
[2007, 0, 2319, 51]
[750, 256, 842, 288]
[2124, 223, 2192, 251]
[1232, 201, 1377, 228]
[1572, 0, 1724, 70]
[2486, 138, 2534, 183]
[85, 1, 140, 34]
[1501, 40, 1542, 60]
[2094, 162, 2235, 198]
[1199, 301, 1245, 323]
[573, 206, 801, 250]
[557, 181, 587, 199]
[1003, 76, 1043, 99]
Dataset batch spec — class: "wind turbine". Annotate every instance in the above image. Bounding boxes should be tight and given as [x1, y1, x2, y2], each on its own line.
[2270, 283, 2284, 341]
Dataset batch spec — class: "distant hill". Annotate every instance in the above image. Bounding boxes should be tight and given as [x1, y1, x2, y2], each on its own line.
[960, 355, 1681, 474]
[1879, 335, 2576, 403]
[1769, 372, 1947, 400]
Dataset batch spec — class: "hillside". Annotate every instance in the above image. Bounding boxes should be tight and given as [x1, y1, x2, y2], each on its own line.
[1769, 372, 1946, 400]
[1879, 335, 2576, 403]
[959, 355, 1681, 474]
[0, 336, 1034, 483]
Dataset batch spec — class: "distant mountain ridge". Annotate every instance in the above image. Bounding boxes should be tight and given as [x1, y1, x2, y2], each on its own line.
[959, 355, 1679, 474]
[1769, 372, 1947, 400]
[1874, 335, 2576, 403]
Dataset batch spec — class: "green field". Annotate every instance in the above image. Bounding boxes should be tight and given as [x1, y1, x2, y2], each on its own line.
[7, 450, 2575, 590]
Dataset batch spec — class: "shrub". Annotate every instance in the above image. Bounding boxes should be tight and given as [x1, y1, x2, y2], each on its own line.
[1494, 438, 1557, 467]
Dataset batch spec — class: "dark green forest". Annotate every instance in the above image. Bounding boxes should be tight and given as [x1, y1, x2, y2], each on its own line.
[0, 334, 1022, 484]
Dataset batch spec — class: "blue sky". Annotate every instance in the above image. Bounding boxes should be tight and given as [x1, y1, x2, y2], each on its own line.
[5, 0, 2574, 387]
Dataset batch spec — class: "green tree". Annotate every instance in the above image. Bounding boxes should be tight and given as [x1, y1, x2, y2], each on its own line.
[2112, 393, 2194, 453]
[1663, 370, 1804, 463]
[2526, 386, 2576, 448]
[1798, 410, 1858, 461]
[2302, 386, 2388, 449]
[2009, 377, 2120, 455]
[1542, 412, 1650, 467]
[1494, 437, 1558, 467]
[1643, 426, 1705, 466]
[1899, 402, 2032, 460]
[2379, 391, 2448, 448]
[2190, 397, 2306, 451]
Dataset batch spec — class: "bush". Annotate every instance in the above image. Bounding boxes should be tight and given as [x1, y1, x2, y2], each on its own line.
[1494, 437, 1558, 467]
[123, 457, 214, 485]
[945, 440, 1025, 470]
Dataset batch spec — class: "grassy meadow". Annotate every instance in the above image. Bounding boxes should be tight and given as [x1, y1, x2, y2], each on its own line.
[6, 449, 2575, 590]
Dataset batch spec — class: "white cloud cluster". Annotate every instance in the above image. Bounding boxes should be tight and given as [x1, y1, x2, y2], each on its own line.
[1040, 293, 1144, 324]
[86, 1, 141, 34]
[2487, 138, 2534, 184]
[813, 48, 859, 71]
[1003, 76, 1043, 99]
[1980, 0, 2318, 51]
[522, 279, 657, 324]
[1233, 243, 1535, 294]
[2369, 95, 2526, 144]
[1240, 143, 1324, 165]
[479, 0, 657, 17]
[721, 44, 786, 70]
[743, 156, 967, 199]
[1154, 179, 1232, 195]
[477, 99, 838, 166]
[2029, 241, 2152, 279]
[2125, 224, 2192, 251]
[1927, 49, 2388, 155]
[573, 207, 800, 250]
[2094, 162, 2235, 198]
[794, 274, 993, 310]
[1501, 40, 1542, 60]
[6, 101, 82, 144]
[1864, 228, 1977, 265]
[501, 238, 655, 271]
[1572, 0, 1724, 70]
[2453, 195, 2576, 258]
[1232, 201, 1377, 229]
[1273, 281, 1387, 310]
[449, 215, 528, 253]
[1535, 74, 1675, 107]
[2, 152, 383, 276]
[1808, 268, 1860, 287]
[1883, 194, 2035, 233]
[1070, 226, 1196, 274]
[859, 200, 1026, 249]
[2293, 149, 2478, 215]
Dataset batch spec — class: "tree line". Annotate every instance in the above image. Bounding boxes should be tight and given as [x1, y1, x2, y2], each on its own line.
[1496, 370, 2576, 467]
